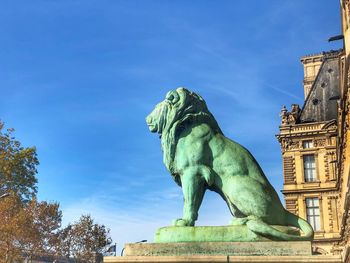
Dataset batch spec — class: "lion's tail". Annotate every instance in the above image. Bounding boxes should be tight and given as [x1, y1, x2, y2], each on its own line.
[246, 212, 314, 241]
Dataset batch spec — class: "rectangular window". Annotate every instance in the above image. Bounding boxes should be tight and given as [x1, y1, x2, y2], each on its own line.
[303, 155, 316, 182]
[303, 140, 313, 149]
[306, 198, 321, 231]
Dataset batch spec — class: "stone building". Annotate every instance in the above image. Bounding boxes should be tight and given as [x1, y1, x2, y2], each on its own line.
[332, 1, 350, 261]
[276, 50, 342, 254]
[276, 1, 350, 259]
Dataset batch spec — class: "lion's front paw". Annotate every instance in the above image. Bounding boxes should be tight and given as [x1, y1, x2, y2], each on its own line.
[172, 218, 194, 226]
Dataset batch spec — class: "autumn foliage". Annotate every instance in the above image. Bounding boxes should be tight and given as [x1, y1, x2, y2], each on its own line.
[0, 195, 61, 263]
[0, 121, 112, 262]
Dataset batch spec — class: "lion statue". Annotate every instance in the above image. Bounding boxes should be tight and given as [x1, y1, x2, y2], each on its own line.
[146, 87, 314, 241]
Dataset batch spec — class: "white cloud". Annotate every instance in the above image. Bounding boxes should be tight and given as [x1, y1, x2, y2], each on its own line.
[62, 186, 233, 254]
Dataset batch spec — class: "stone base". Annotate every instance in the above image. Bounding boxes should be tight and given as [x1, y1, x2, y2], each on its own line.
[104, 242, 344, 262]
[122, 241, 312, 257]
[104, 255, 342, 263]
[155, 225, 300, 243]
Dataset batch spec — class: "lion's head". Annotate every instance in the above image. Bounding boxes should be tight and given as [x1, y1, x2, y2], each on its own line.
[146, 87, 222, 174]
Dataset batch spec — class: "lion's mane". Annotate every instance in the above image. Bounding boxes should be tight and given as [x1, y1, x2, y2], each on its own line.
[160, 88, 223, 183]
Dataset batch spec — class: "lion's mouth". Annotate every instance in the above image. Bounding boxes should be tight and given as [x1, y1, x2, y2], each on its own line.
[146, 102, 168, 134]
[147, 123, 158, 132]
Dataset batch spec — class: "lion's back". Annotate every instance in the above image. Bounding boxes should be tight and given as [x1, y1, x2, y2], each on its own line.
[210, 134, 270, 184]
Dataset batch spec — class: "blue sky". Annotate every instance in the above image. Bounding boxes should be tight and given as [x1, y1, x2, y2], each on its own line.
[0, 0, 342, 251]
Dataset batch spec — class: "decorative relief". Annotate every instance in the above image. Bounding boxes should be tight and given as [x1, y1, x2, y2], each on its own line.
[280, 106, 288, 125]
[327, 196, 340, 232]
[331, 245, 344, 256]
[279, 139, 302, 153]
[335, 178, 350, 247]
[280, 104, 301, 126]
[346, 210, 350, 246]
[280, 138, 330, 152]
[283, 156, 296, 184]
[326, 124, 338, 132]
[339, 209, 350, 246]
[347, 66, 350, 91]
[313, 139, 327, 147]
[345, 89, 350, 131]
[289, 140, 301, 150]
[324, 154, 330, 181]
[279, 139, 288, 153]
[339, 120, 348, 196]
[325, 151, 337, 181]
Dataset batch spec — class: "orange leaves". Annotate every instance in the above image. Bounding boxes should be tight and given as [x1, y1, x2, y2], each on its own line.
[0, 194, 29, 263]
[0, 194, 62, 263]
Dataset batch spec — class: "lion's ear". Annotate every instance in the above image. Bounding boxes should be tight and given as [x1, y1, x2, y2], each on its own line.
[165, 90, 180, 104]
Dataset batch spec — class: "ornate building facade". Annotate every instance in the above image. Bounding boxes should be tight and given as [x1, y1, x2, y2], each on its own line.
[276, 2, 350, 259]
[333, 1, 350, 261]
[276, 50, 342, 254]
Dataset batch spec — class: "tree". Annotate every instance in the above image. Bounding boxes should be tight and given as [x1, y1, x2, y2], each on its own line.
[22, 199, 62, 260]
[0, 194, 62, 262]
[0, 121, 38, 201]
[58, 215, 112, 263]
[0, 121, 113, 262]
[0, 194, 28, 263]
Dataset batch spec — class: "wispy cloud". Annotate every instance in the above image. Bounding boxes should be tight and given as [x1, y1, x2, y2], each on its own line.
[62, 187, 232, 254]
[264, 83, 302, 101]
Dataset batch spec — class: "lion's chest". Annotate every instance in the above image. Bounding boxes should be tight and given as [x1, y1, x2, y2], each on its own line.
[172, 124, 213, 173]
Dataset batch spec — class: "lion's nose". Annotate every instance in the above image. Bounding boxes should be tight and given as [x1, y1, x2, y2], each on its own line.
[146, 115, 152, 124]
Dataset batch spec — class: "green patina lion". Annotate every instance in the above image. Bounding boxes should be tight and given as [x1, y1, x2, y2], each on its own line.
[146, 87, 314, 241]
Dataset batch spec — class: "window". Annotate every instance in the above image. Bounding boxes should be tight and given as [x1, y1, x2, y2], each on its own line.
[306, 198, 321, 231]
[303, 155, 316, 182]
[303, 140, 313, 149]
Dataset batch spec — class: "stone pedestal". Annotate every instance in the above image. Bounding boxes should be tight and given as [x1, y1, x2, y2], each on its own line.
[103, 241, 343, 263]
[104, 255, 342, 262]
[123, 241, 311, 256]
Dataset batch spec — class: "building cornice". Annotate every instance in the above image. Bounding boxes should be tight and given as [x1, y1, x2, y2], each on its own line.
[276, 120, 337, 140]
[282, 186, 339, 194]
[300, 49, 343, 63]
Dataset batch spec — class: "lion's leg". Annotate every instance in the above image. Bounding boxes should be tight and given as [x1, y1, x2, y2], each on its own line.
[173, 167, 205, 227]
[228, 203, 248, 225]
[220, 193, 248, 225]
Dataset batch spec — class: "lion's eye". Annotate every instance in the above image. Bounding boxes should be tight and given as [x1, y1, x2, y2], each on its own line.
[167, 94, 174, 101]
[166, 91, 179, 104]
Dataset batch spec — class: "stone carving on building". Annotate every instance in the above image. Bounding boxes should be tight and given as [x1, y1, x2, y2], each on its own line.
[283, 156, 296, 184]
[278, 138, 302, 153]
[327, 196, 340, 232]
[280, 105, 289, 125]
[325, 151, 337, 181]
[313, 139, 327, 147]
[280, 105, 301, 126]
[289, 140, 302, 150]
